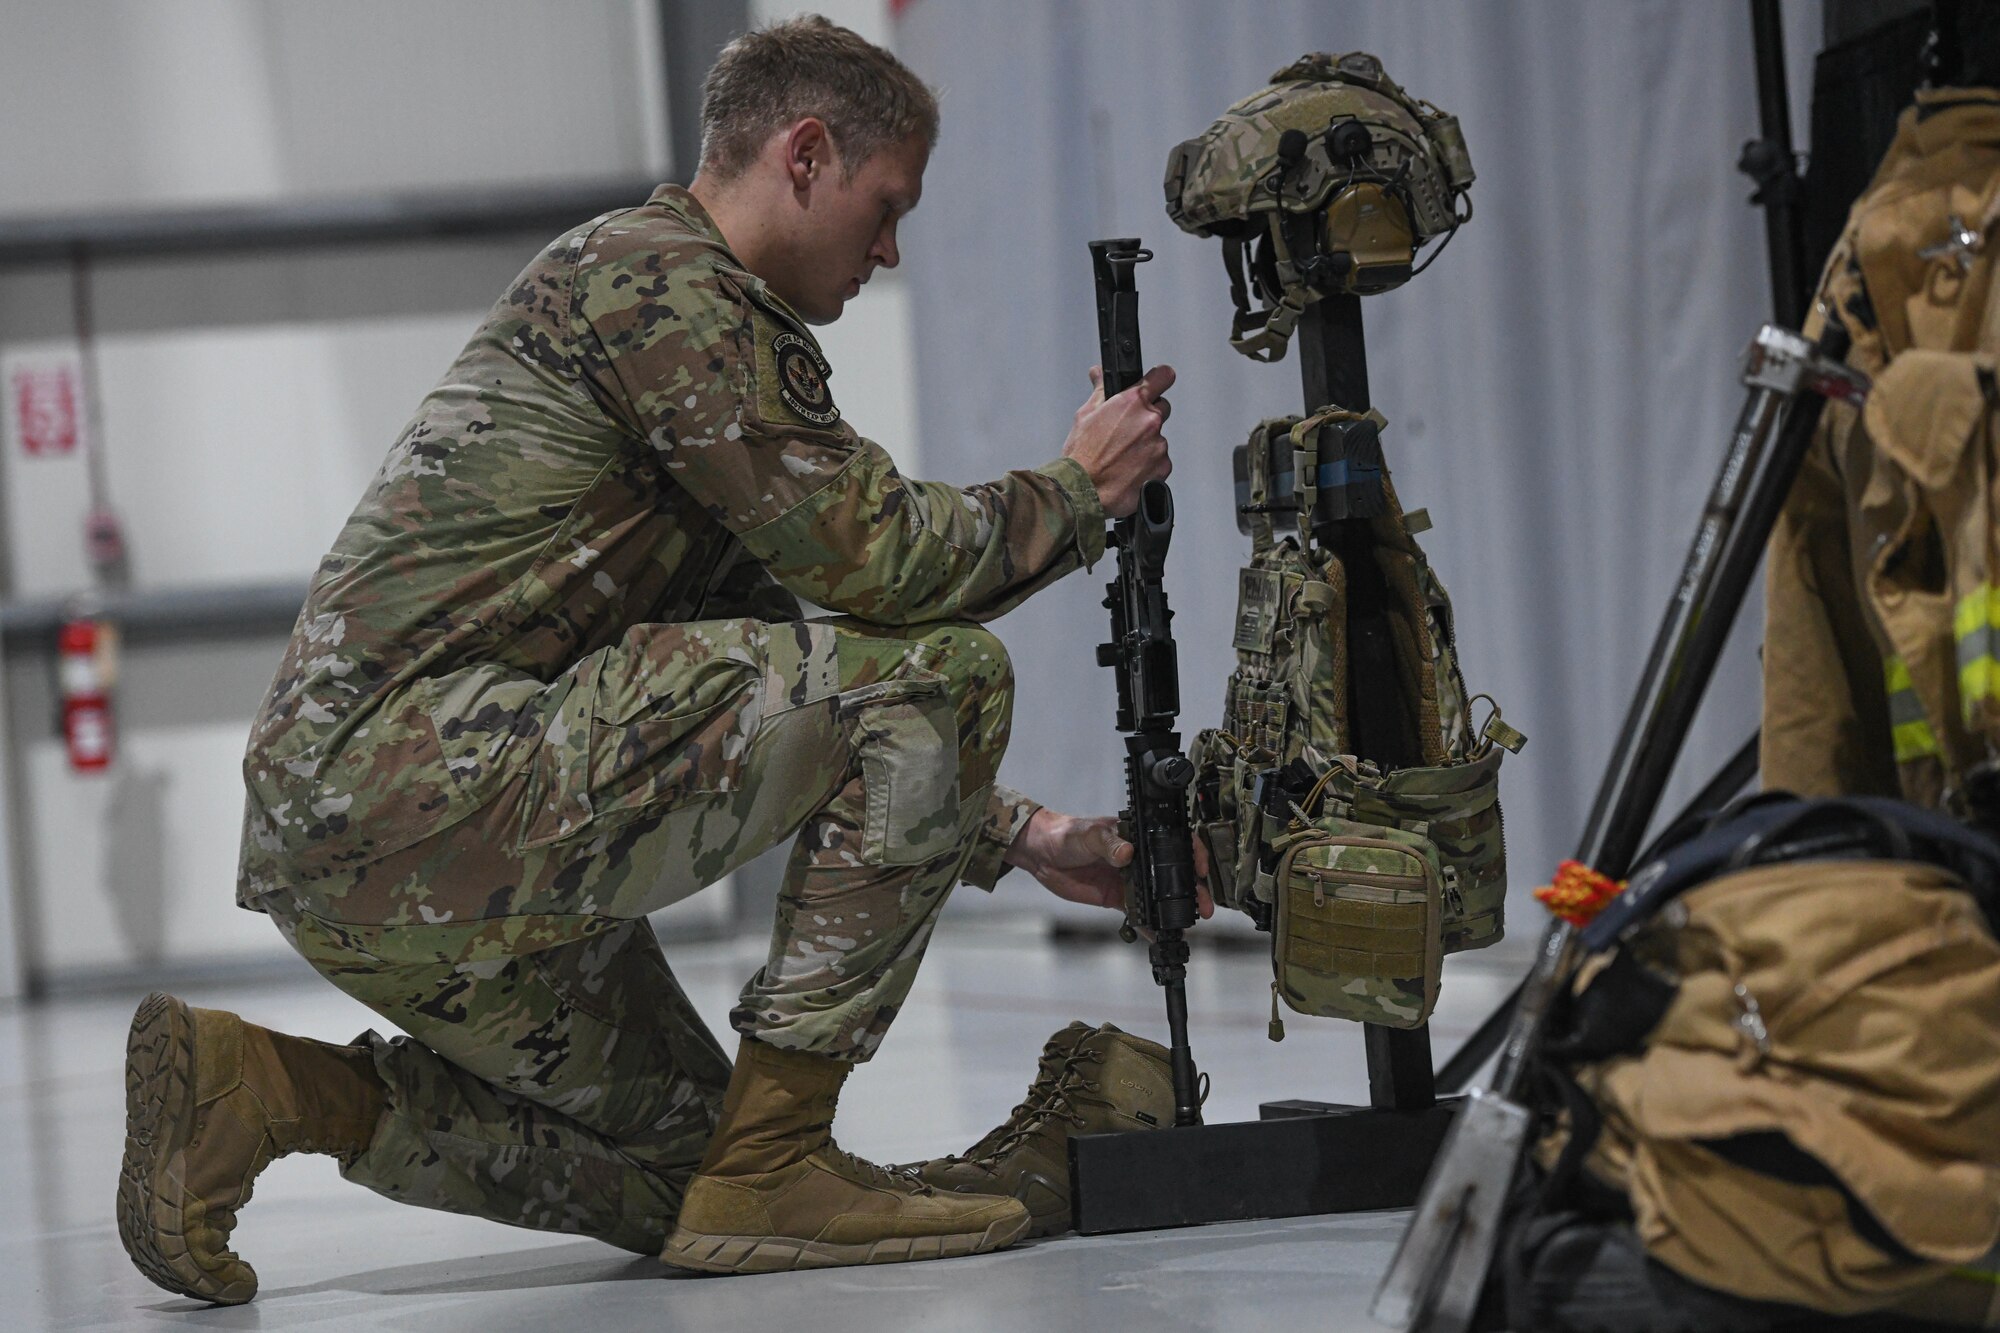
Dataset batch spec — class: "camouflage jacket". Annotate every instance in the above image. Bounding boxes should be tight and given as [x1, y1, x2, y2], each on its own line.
[238, 185, 1105, 903]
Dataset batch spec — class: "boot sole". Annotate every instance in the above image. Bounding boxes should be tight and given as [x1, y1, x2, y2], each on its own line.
[117, 992, 256, 1306]
[660, 1209, 1031, 1275]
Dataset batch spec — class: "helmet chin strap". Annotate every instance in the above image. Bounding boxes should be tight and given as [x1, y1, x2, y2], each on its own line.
[1224, 204, 1338, 362]
[1223, 232, 1309, 363]
[1225, 181, 1467, 363]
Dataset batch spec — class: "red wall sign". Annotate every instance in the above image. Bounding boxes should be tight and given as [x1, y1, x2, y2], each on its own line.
[11, 361, 82, 457]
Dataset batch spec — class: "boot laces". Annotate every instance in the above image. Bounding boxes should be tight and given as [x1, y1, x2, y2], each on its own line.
[824, 1142, 938, 1195]
[945, 1031, 1094, 1165]
[963, 1050, 1102, 1167]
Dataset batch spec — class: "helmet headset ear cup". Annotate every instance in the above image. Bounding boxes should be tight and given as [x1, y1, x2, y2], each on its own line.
[1253, 186, 1418, 303]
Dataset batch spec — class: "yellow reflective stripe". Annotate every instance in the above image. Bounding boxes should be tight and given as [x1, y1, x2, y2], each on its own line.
[1955, 583, 2000, 642]
[1964, 654, 2000, 717]
[1884, 655, 1926, 722]
[1893, 719, 1943, 761]
[1884, 653, 1942, 761]
[1957, 584, 2000, 724]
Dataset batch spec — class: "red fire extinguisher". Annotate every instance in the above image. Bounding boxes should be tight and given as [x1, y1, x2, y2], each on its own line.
[58, 615, 115, 772]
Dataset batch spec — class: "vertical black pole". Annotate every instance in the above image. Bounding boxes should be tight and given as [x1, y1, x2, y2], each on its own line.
[1297, 295, 1437, 1112]
[1744, 0, 1809, 329]
[1299, 292, 1371, 412]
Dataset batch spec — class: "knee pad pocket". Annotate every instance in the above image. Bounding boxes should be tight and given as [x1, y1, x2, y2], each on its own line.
[841, 669, 963, 866]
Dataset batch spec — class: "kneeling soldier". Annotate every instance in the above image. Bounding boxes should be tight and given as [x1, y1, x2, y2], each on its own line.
[118, 16, 1197, 1302]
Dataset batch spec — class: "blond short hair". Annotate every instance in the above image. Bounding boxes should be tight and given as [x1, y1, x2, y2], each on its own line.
[698, 15, 939, 181]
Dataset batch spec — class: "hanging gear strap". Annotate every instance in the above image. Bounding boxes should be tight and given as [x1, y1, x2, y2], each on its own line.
[1287, 407, 1391, 547]
[1223, 224, 1316, 363]
[1290, 409, 1340, 548]
[1243, 416, 1283, 555]
[1224, 235, 1309, 362]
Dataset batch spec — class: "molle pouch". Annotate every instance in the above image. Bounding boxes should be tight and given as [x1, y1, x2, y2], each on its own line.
[1223, 666, 1294, 769]
[1270, 817, 1443, 1031]
[1200, 409, 1523, 956]
[1334, 745, 1510, 953]
[1233, 415, 1309, 542]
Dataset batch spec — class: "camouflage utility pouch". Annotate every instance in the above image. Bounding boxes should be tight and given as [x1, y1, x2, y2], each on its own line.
[1321, 745, 1509, 952]
[1269, 816, 1444, 1031]
[1188, 413, 1523, 1028]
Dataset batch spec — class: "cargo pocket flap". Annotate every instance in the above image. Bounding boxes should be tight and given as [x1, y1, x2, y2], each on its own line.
[844, 669, 962, 867]
[1864, 350, 1993, 492]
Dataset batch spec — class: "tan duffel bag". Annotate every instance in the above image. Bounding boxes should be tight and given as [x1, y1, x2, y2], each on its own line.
[1574, 856, 2000, 1317]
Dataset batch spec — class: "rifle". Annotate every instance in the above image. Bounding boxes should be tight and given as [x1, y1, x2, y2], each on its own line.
[1088, 237, 1204, 1129]
[1372, 321, 1867, 1332]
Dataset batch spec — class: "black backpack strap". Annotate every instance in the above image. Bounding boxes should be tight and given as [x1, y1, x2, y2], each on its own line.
[1544, 947, 1679, 1064]
[1580, 799, 1814, 950]
[1721, 798, 1915, 874]
[1582, 795, 2000, 952]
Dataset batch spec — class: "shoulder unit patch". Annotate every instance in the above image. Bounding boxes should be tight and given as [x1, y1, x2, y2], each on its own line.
[771, 330, 838, 426]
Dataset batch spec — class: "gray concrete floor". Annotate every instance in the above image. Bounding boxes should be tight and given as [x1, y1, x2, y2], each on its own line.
[2, 920, 1524, 1332]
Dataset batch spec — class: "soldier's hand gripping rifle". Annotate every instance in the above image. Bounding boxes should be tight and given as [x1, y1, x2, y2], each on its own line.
[1089, 237, 1204, 1129]
[1371, 321, 1867, 1333]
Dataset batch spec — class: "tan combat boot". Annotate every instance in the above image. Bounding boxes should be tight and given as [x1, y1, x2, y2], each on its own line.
[900, 1021, 1176, 1237]
[662, 1037, 1030, 1273]
[118, 992, 387, 1305]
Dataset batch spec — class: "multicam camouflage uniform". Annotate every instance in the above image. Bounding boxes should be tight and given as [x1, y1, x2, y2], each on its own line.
[237, 185, 1105, 1251]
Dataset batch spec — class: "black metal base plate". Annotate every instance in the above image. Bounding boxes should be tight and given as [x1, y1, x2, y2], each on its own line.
[1068, 1096, 1462, 1235]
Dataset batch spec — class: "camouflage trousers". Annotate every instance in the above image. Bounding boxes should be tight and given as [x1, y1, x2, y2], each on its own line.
[257, 617, 1021, 1253]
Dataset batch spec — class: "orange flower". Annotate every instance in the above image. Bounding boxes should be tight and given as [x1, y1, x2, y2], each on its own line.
[1533, 859, 1626, 926]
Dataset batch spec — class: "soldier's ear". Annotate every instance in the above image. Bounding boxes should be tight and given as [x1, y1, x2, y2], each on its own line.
[782, 118, 833, 195]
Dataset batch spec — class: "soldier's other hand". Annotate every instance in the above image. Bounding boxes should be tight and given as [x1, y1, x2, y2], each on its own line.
[1002, 808, 1212, 921]
[1190, 835, 1216, 919]
[1064, 363, 1176, 519]
[1004, 809, 1130, 912]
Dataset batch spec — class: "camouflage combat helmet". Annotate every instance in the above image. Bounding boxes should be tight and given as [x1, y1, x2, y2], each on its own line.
[1163, 51, 1475, 361]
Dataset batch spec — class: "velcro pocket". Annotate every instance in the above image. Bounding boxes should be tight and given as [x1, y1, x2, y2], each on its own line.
[843, 669, 961, 866]
[517, 669, 597, 849]
[1274, 825, 1442, 1029]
